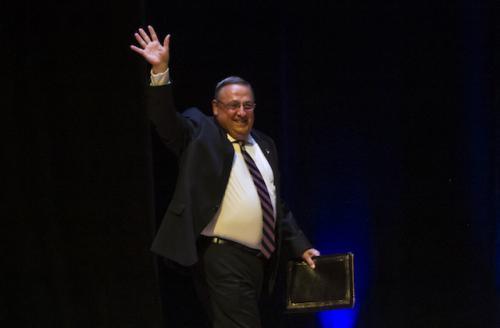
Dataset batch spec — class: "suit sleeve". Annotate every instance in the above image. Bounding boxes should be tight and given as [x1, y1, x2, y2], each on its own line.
[147, 85, 193, 157]
[280, 202, 313, 258]
[266, 137, 313, 258]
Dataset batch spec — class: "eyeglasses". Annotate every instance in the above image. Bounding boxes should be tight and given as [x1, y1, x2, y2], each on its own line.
[216, 100, 256, 112]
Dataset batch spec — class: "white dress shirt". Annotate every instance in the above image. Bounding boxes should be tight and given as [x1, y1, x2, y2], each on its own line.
[201, 135, 277, 249]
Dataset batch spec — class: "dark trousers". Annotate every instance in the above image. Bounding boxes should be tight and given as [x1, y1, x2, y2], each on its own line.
[193, 238, 266, 328]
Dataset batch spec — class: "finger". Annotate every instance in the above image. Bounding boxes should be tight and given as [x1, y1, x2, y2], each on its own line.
[305, 256, 316, 269]
[139, 28, 152, 43]
[130, 44, 145, 55]
[134, 33, 147, 48]
[163, 34, 171, 49]
[148, 25, 158, 42]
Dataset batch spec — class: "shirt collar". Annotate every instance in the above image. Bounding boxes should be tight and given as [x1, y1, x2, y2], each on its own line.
[226, 134, 255, 146]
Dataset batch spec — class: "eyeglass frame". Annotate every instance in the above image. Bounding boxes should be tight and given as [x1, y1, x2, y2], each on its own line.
[214, 99, 256, 112]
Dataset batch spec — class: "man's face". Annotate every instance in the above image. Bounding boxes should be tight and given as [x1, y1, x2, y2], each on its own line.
[212, 84, 255, 141]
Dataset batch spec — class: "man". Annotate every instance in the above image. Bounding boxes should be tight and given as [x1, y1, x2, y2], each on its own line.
[131, 25, 320, 328]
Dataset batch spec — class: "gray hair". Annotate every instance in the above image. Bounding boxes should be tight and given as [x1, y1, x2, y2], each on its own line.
[214, 76, 254, 100]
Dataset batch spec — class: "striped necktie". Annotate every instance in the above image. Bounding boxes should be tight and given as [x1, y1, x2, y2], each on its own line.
[237, 141, 276, 259]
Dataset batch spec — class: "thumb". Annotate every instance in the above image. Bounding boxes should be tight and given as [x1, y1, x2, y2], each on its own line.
[306, 256, 316, 269]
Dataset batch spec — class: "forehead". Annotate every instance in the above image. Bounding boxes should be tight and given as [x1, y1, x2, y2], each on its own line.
[217, 84, 254, 100]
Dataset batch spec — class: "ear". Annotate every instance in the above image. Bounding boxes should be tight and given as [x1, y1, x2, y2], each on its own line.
[212, 99, 218, 116]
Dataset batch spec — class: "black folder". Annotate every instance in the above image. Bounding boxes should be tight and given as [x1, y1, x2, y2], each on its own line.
[285, 253, 355, 312]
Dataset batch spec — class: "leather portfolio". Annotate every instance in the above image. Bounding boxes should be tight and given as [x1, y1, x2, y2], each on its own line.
[285, 253, 355, 312]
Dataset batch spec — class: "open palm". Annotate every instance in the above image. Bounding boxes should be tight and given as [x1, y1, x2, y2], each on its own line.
[130, 25, 170, 72]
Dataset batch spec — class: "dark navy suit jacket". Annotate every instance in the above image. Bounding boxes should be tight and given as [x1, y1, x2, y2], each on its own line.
[148, 85, 312, 273]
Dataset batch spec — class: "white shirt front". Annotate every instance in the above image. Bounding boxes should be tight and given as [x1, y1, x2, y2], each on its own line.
[201, 135, 277, 249]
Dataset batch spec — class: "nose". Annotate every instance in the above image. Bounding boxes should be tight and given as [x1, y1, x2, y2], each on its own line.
[235, 105, 247, 116]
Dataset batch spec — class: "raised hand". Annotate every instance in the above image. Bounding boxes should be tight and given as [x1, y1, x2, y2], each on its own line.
[130, 25, 170, 74]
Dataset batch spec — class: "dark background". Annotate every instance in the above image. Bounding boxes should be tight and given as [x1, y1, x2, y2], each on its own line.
[5, 1, 499, 327]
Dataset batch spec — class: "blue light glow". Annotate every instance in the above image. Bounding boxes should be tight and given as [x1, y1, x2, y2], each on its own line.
[319, 309, 357, 328]
[310, 151, 371, 328]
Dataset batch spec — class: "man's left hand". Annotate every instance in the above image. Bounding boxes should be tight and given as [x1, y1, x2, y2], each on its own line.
[302, 248, 320, 269]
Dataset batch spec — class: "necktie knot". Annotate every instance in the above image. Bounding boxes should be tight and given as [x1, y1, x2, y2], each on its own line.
[239, 141, 246, 152]
[232, 140, 247, 152]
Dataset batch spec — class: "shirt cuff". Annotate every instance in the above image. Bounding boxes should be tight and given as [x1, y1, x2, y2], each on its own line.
[150, 68, 171, 86]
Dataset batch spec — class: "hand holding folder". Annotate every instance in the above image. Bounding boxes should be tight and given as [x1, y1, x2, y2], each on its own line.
[286, 253, 355, 312]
